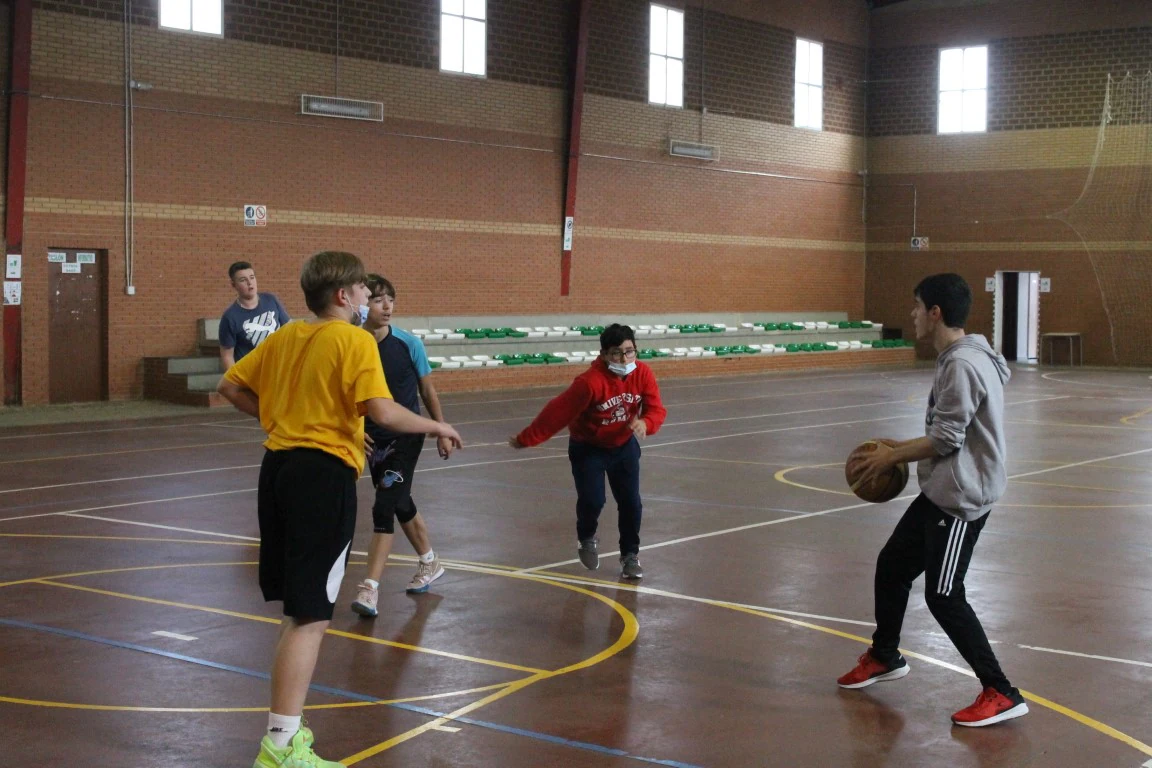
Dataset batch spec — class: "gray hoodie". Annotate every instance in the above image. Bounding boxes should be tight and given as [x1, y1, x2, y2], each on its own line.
[917, 334, 1011, 521]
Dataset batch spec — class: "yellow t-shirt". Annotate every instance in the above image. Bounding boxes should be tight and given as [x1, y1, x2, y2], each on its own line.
[224, 319, 392, 474]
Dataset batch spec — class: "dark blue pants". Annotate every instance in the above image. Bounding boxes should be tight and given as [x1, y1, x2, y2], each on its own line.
[568, 436, 643, 556]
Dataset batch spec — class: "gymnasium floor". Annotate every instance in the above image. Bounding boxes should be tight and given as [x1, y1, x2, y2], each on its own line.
[1, 364, 1151, 767]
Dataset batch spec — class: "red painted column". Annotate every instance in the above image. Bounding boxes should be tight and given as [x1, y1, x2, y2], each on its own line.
[3, 0, 31, 405]
[559, 0, 590, 297]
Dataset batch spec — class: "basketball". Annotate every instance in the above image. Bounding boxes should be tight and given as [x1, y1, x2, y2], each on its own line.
[845, 441, 909, 503]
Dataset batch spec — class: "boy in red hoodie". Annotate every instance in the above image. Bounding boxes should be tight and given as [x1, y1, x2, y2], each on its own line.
[509, 324, 667, 579]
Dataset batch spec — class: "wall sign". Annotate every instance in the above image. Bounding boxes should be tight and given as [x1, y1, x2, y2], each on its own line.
[48, 252, 66, 263]
[5, 254, 20, 279]
[562, 216, 574, 251]
[985, 277, 995, 292]
[62, 263, 82, 274]
[1039, 277, 1051, 293]
[77, 252, 96, 264]
[2, 281, 20, 305]
[244, 205, 268, 227]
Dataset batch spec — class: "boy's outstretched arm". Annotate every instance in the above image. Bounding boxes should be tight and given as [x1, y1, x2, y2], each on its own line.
[364, 397, 463, 450]
[508, 378, 593, 449]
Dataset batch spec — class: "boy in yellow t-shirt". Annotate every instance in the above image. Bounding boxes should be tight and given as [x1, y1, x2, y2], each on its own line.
[219, 251, 463, 768]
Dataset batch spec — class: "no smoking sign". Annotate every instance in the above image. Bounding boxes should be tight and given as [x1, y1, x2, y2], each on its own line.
[244, 205, 268, 227]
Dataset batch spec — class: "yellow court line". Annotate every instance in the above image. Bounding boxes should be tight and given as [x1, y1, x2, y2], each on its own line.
[0, 682, 517, 714]
[774, 464, 855, 496]
[694, 602, 1152, 758]
[1120, 405, 1152, 425]
[33, 579, 547, 675]
[339, 572, 640, 765]
[0, 561, 258, 590]
[774, 464, 1152, 506]
[0, 439, 263, 464]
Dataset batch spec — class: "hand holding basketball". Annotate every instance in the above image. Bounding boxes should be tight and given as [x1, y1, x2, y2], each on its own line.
[846, 440, 909, 503]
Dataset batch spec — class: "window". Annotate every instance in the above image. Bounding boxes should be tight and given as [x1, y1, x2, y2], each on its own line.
[440, 0, 486, 77]
[649, 4, 684, 107]
[159, 0, 222, 36]
[938, 46, 987, 133]
[794, 39, 823, 130]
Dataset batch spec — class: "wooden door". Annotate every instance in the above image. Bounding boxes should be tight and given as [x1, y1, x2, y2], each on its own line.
[49, 248, 107, 403]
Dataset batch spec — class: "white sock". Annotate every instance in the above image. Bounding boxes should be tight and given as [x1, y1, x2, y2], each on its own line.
[364, 579, 379, 590]
[419, 549, 436, 564]
[266, 712, 301, 749]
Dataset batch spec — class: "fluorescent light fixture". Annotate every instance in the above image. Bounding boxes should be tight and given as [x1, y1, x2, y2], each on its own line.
[300, 95, 384, 122]
[669, 140, 717, 160]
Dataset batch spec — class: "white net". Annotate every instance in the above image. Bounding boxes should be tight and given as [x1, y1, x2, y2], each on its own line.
[1051, 72, 1152, 366]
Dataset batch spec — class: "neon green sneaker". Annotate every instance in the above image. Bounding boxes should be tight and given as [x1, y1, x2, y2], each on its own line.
[252, 727, 343, 767]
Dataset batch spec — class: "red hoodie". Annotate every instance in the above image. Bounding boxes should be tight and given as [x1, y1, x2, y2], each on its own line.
[516, 358, 667, 448]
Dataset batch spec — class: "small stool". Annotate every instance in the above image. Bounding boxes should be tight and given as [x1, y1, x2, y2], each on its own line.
[1041, 333, 1082, 366]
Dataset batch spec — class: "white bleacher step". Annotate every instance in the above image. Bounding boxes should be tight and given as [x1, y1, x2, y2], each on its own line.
[449, 356, 472, 362]
[433, 328, 452, 334]
[471, 355, 492, 361]
[446, 333, 465, 340]
[533, 326, 551, 332]
[462, 361, 483, 368]
[546, 331, 565, 338]
[412, 328, 431, 336]
[440, 361, 462, 369]
[636, 329, 651, 336]
[423, 333, 445, 341]
[484, 360, 503, 367]
[701, 350, 716, 357]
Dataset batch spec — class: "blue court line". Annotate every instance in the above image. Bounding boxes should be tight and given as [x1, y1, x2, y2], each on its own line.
[0, 617, 701, 768]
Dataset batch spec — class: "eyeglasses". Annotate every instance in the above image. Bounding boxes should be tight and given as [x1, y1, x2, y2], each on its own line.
[606, 347, 638, 361]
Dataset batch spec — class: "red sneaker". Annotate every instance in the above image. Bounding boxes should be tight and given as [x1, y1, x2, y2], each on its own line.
[951, 687, 1029, 727]
[837, 650, 910, 689]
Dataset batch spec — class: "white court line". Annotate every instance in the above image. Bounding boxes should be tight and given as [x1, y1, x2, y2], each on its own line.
[192, 422, 264, 431]
[152, 631, 198, 641]
[63, 514, 261, 540]
[1042, 373, 1152, 392]
[1005, 447, 1152, 480]
[0, 397, 1066, 515]
[517, 497, 913, 573]
[0, 465, 262, 495]
[17, 515, 1152, 673]
[0, 395, 917, 494]
[0, 418, 253, 441]
[1017, 645, 1152, 670]
[0, 490, 254, 524]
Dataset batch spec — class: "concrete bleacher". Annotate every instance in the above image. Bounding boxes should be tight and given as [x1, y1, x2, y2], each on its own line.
[146, 313, 899, 406]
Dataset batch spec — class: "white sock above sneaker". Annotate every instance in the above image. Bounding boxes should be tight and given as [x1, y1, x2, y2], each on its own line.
[364, 579, 379, 590]
[266, 712, 301, 749]
[419, 549, 436, 564]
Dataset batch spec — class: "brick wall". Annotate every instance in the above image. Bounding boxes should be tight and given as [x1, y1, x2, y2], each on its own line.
[868, 27, 1152, 137]
[10, 0, 868, 403]
[864, 0, 1152, 366]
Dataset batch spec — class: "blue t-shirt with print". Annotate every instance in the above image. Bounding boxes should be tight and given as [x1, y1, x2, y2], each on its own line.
[366, 326, 433, 442]
[219, 293, 290, 361]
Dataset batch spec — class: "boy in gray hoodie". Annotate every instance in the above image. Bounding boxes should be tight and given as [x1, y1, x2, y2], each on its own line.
[837, 273, 1028, 728]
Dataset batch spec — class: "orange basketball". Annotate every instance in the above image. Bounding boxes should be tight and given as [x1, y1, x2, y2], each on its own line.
[845, 441, 909, 503]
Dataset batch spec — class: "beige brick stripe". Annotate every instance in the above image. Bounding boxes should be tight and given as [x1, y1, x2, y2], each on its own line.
[24, 198, 1147, 252]
[24, 197, 867, 251]
[868, 240, 1151, 252]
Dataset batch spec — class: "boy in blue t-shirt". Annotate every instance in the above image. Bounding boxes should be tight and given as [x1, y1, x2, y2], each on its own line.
[219, 261, 291, 368]
[351, 274, 454, 617]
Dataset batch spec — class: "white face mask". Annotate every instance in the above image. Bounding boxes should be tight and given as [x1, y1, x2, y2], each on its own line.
[607, 361, 636, 376]
[355, 304, 369, 326]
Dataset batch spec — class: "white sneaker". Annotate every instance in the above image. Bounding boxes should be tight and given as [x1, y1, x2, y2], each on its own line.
[351, 581, 378, 617]
[406, 558, 445, 593]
